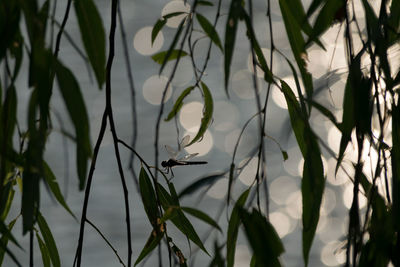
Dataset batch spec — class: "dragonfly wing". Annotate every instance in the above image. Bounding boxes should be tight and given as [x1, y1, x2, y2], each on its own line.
[180, 152, 199, 161]
[165, 145, 178, 159]
[180, 135, 191, 148]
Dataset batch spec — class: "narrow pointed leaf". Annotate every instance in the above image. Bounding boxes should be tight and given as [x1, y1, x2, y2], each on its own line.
[139, 168, 159, 227]
[37, 212, 60, 267]
[0, 218, 21, 267]
[198, 1, 214, 6]
[181, 207, 222, 232]
[55, 60, 92, 190]
[134, 231, 164, 266]
[196, 13, 223, 51]
[157, 183, 209, 255]
[188, 82, 213, 146]
[74, 0, 105, 88]
[240, 209, 284, 266]
[179, 172, 225, 198]
[227, 189, 250, 267]
[152, 19, 167, 45]
[159, 19, 185, 75]
[36, 232, 51, 267]
[152, 49, 188, 64]
[165, 86, 196, 121]
[224, 0, 242, 94]
[281, 80, 324, 266]
[42, 161, 76, 219]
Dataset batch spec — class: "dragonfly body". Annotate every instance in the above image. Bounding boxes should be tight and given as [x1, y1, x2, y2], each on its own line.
[161, 135, 208, 176]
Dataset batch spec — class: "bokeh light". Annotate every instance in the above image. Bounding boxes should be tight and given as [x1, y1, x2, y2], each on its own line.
[133, 26, 164, 55]
[270, 176, 298, 205]
[270, 211, 293, 238]
[231, 69, 263, 99]
[184, 130, 213, 157]
[161, 0, 190, 28]
[320, 241, 346, 266]
[142, 75, 172, 105]
[343, 183, 367, 209]
[179, 101, 203, 131]
[285, 190, 302, 219]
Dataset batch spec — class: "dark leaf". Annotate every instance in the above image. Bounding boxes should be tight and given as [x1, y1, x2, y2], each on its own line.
[159, 19, 185, 75]
[196, 13, 223, 51]
[37, 212, 60, 267]
[198, 1, 214, 6]
[0, 1, 21, 61]
[152, 49, 188, 64]
[42, 161, 76, 219]
[0, 218, 21, 267]
[139, 168, 160, 227]
[55, 60, 92, 190]
[178, 172, 225, 198]
[165, 86, 196, 121]
[227, 189, 250, 267]
[181, 207, 222, 232]
[157, 183, 209, 255]
[240, 209, 284, 266]
[36, 232, 51, 267]
[152, 19, 167, 45]
[188, 82, 213, 146]
[74, 0, 106, 88]
[224, 0, 242, 95]
[134, 231, 164, 266]
[281, 80, 324, 266]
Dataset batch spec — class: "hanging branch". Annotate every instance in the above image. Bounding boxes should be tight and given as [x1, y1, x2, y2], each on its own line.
[74, 0, 132, 266]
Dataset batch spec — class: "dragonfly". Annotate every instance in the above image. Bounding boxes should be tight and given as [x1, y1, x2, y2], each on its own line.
[161, 135, 207, 177]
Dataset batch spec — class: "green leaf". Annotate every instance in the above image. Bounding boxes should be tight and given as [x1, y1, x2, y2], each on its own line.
[178, 172, 225, 198]
[74, 0, 105, 88]
[157, 183, 209, 255]
[241, 10, 273, 83]
[152, 19, 167, 45]
[139, 168, 160, 227]
[134, 231, 164, 266]
[152, 49, 188, 65]
[279, 0, 313, 103]
[240, 209, 284, 266]
[152, 12, 187, 45]
[159, 19, 185, 75]
[36, 232, 51, 267]
[224, 0, 242, 95]
[165, 86, 196, 121]
[280, 80, 325, 266]
[306, 0, 345, 48]
[181, 207, 222, 232]
[196, 13, 223, 51]
[209, 242, 224, 267]
[188, 82, 213, 146]
[42, 161, 76, 219]
[198, 1, 214, 6]
[0, 1, 21, 62]
[37, 212, 60, 267]
[227, 189, 250, 267]
[55, 60, 92, 190]
[0, 218, 21, 267]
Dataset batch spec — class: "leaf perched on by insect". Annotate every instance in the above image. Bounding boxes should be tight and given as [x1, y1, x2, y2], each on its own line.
[196, 13, 223, 51]
[188, 82, 213, 146]
[165, 86, 196, 121]
[156, 183, 209, 255]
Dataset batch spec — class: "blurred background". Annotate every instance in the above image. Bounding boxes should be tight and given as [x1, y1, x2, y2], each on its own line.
[6, 0, 395, 266]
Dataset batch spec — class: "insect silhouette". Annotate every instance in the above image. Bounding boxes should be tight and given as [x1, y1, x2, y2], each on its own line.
[161, 135, 207, 177]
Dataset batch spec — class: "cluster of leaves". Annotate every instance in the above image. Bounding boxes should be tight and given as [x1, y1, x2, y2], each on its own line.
[0, 0, 105, 265]
[0, 0, 399, 266]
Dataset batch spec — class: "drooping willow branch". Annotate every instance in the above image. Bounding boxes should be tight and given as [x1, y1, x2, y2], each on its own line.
[74, 0, 132, 266]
